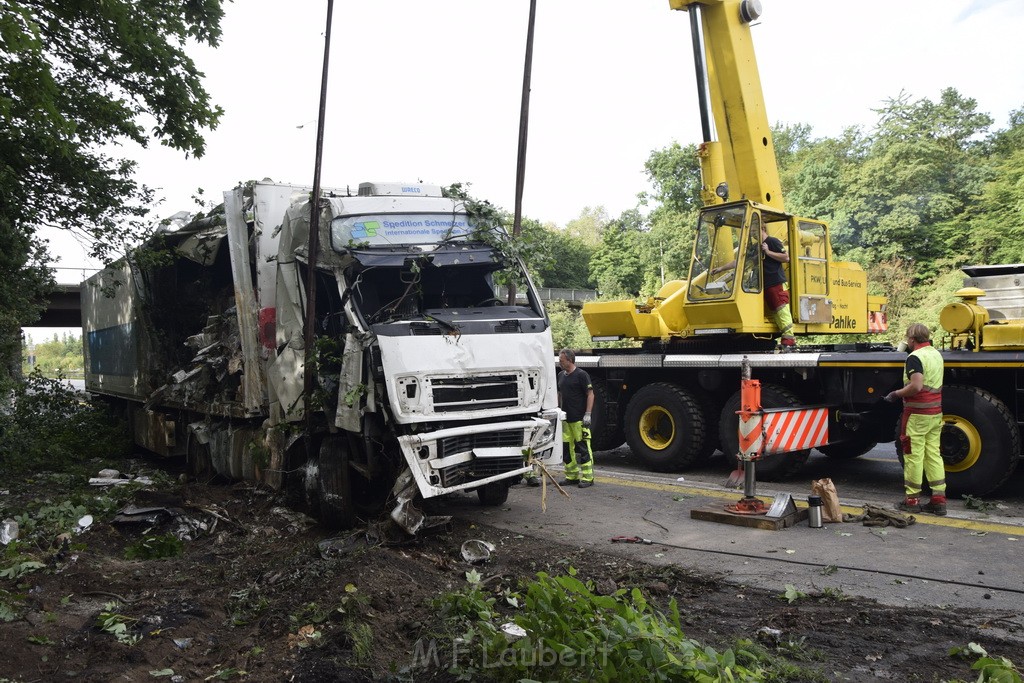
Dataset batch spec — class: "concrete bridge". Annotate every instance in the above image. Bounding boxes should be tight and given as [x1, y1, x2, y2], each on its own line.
[36, 283, 83, 328]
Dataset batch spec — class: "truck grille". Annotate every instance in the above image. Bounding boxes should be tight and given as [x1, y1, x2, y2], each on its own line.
[430, 374, 520, 412]
[436, 429, 525, 487]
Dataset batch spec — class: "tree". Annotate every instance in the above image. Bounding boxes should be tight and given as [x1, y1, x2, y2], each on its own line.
[834, 89, 994, 276]
[526, 222, 595, 289]
[0, 0, 225, 383]
[564, 207, 609, 247]
[589, 211, 645, 297]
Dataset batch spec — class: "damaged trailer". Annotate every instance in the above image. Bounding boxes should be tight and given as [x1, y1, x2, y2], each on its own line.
[82, 181, 562, 531]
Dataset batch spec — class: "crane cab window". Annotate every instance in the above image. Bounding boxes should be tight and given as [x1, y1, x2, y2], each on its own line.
[688, 206, 745, 301]
[795, 221, 828, 297]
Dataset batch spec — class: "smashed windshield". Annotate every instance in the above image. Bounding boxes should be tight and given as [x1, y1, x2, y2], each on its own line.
[345, 246, 545, 334]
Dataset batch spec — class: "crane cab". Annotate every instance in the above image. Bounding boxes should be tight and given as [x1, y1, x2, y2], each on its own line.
[582, 200, 886, 343]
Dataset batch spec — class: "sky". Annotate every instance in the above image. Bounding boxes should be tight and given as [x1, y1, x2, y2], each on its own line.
[35, 0, 1024, 291]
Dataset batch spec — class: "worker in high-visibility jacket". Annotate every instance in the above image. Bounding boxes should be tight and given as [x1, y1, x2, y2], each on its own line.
[885, 323, 946, 515]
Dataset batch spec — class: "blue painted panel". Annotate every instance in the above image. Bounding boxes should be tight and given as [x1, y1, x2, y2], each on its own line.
[88, 323, 137, 376]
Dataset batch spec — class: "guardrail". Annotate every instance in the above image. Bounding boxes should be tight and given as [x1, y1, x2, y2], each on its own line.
[494, 286, 598, 303]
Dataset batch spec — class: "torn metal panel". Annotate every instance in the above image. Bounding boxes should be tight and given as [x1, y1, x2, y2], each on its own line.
[177, 224, 227, 266]
[335, 332, 366, 432]
[224, 187, 265, 413]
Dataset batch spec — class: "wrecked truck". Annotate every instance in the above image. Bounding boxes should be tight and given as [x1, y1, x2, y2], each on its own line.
[82, 181, 562, 530]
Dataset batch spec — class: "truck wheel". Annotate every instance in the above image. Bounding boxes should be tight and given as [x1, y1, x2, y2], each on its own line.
[590, 380, 625, 451]
[718, 385, 810, 481]
[477, 481, 510, 506]
[818, 437, 877, 460]
[624, 382, 706, 472]
[318, 436, 356, 530]
[896, 385, 1020, 497]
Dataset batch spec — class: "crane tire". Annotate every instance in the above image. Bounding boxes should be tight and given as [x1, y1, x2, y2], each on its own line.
[718, 384, 810, 481]
[818, 437, 877, 460]
[896, 385, 1020, 498]
[590, 380, 625, 451]
[624, 382, 707, 472]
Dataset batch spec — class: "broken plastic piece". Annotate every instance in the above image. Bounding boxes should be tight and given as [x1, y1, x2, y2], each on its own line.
[460, 539, 496, 563]
[0, 519, 18, 545]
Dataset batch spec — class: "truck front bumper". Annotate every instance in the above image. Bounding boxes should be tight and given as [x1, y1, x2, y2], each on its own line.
[397, 414, 560, 499]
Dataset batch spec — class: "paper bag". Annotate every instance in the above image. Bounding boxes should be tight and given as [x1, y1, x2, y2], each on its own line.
[811, 478, 843, 523]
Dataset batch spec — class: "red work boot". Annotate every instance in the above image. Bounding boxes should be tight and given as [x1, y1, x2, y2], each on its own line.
[896, 497, 921, 513]
[923, 495, 947, 516]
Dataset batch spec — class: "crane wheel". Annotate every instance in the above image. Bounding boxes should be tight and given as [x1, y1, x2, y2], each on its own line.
[817, 437, 877, 460]
[896, 385, 1020, 498]
[590, 380, 625, 451]
[624, 382, 707, 472]
[718, 384, 810, 481]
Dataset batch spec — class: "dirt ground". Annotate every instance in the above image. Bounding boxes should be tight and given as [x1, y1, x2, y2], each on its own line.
[2, 466, 1024, 683]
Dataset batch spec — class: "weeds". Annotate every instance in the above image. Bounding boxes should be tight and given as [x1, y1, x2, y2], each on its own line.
[227, 584, 269, 627]
[124, 534, 183, 560]
[98, 603, 141, 645]
[781, 585, 807, 604]
[0, 370, 130, 475]
[950, 643, 1022, 682]
[431, 567, 769, 682]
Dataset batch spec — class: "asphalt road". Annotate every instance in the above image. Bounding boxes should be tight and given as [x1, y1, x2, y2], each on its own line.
[450, 443, 1024, 617]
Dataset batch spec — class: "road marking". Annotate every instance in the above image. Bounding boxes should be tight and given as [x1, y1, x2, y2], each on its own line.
[593, 474, 1024, 536]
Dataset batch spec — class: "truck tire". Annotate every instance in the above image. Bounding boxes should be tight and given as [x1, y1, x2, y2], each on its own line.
[186, 433, 215, 482]
[624, 382, 707, 472]
[477, 481, 510, 506]
[590, 380, 625, 451]
[818, 437, 877, 460]
[896, 385, 1020, 498]
[718, 384, 810, 481]
[318, 436, 356, 530]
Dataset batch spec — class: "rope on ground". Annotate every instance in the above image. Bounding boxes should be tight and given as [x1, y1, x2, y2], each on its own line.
[842, 504, 916, 528]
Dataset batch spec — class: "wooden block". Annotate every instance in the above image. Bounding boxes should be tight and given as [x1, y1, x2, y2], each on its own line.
[690, 506, 809, 531]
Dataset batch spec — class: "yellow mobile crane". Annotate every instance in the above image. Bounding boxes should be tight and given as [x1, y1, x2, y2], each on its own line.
[583, 0, 887, 345]
[571, 0, 1021, 497]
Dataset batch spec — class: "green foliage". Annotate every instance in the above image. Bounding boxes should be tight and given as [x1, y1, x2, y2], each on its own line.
[443, 183, 542, 289]
[0, 370, 131, 475]
[124, 534, 184, 561]
[590, 213, 646, 297]
[433, 567, 768, 682]
[22, 332, 83, 376]
[1, 0, 226, 381]
[0, 559, 45, 580]
[546, 301, 593, 352]
[950, 643, 1022, 683]
[227, 583, 269, 627]
[98, 603, 142, 645]
[781, 585, 807, 604]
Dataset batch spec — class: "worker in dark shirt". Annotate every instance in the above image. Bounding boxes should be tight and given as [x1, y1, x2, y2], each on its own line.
[557, 349, 595, 488]
[759, 224, 796, 350]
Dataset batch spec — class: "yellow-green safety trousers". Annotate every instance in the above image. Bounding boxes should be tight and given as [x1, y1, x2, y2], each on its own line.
[562, 421, 594, 483]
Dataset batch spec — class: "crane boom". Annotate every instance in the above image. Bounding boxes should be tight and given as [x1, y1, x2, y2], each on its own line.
[581, 0, 887, 346]
[672, 0, 782, 211]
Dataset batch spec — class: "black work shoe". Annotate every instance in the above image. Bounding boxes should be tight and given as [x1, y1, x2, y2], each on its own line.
[578, 480, 594, 489]
[524, 477, 541, 488]
[896, 499, 921, 513]
[557, 479, 578, 487]
[923, 499, 947, 516]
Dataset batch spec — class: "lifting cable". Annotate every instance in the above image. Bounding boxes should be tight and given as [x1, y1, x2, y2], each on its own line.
[647, 541, 1024, 596]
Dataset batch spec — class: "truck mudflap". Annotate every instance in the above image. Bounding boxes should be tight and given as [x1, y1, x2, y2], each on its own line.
[397, 416, 559, 500]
